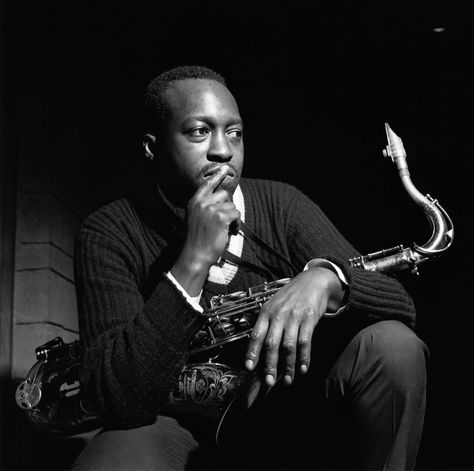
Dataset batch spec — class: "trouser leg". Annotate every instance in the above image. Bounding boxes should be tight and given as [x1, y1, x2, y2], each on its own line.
[219, 319, 428, 471]
[71, 415, 203, 471]
[72, 320, 428, 471]
[325, 320, 429, 470]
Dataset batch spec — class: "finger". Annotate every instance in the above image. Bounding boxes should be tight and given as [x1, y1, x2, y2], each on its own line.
[206, 189, 233, 204]
[197, 165, 230, 197]
[212, 166, 230, 193]
[262, 322, 284, 387]
[281, 321, 299, 385]
[208, 205, 240, 229]
[297, 318, 316, 375]
[245, 315, 269, 372]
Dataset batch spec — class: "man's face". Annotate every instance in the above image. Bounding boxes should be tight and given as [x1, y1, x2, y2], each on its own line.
[153, 78, 244, 204]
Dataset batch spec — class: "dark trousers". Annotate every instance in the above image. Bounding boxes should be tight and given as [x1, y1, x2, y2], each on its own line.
[72, 320, 428, 471]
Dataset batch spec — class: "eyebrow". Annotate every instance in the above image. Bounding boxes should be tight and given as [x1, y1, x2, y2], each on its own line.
[183, 116, 243, 127]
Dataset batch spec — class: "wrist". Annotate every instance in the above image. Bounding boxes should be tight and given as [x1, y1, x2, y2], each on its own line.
[304, 258, 349, 316]
[309, 266, 344, 312]
[171, 251, 211, 297]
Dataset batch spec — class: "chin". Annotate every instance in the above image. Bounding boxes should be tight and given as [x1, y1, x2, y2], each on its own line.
[222, 178, 239, 196]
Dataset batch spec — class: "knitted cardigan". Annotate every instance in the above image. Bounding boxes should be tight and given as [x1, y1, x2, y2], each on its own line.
[74, 178, 416, 428]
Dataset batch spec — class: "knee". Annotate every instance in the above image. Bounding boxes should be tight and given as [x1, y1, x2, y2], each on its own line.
[358, 320, 429, 387]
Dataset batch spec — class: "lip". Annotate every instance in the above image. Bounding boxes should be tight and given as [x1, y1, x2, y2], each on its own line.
[201, 164, 235, 179]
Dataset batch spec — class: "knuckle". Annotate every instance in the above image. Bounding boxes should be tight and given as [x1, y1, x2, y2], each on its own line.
[246, 349, 256, 359]
[282, 338, 297, 352]
[264, 336, 279, 350]
[292, 306, 311, 321]
[298, 335, 311, 348]
[265, 368, 277, 377]
[249, 330, 262, 342]
[269, 307, 287, 324]
[264, 361, 277, 374]
[215, 212, 226, 224]
[196, 200, 208, 213]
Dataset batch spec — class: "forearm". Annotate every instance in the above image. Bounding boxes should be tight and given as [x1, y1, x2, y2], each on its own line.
[75, 236, 207, 427]
[344, 263, 416, 326]
[79, 274, 206, 427]
[300, 252, 416, 327]
[301, 253, 416, 327]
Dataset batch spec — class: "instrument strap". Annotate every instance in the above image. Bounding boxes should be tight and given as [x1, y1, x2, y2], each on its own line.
[222, 221, 299, 279]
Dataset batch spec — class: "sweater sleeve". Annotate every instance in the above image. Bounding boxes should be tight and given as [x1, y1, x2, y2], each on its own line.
[74, 225, 207, 428]
[284, 186, 417, 328]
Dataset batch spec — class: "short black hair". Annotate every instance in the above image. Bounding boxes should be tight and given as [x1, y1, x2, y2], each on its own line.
[144, 65, 227, 133]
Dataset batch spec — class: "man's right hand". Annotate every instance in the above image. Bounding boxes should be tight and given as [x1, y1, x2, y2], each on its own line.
[170, 165, 241, 297]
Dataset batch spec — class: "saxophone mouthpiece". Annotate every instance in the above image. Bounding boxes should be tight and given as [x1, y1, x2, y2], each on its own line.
[382, 123, 407, 162]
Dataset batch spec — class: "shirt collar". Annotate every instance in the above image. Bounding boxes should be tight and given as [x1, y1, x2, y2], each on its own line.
[232, 185, 245, 223]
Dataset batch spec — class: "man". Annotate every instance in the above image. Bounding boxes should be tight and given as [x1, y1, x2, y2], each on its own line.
[72, 65, 428, 470]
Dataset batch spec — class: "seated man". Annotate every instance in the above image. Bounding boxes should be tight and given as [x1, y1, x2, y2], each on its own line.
[72, 65, 428, 470]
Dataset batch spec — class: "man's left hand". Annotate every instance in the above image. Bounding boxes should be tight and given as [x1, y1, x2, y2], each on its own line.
[244, 267, 344, 388]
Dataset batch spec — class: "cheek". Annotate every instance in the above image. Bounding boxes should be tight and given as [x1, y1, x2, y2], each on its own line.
[168, 140, 204, 173]
[233, 149, 244, 174]
[172, 152, 206, 188]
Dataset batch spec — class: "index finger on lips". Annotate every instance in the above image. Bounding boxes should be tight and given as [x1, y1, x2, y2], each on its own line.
[198, 165, 230, 197]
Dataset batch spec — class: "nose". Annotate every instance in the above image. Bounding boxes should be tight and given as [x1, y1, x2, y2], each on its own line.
[208, 130, 233, 163]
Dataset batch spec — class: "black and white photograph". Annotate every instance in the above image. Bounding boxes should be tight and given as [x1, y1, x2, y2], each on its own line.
[0, 1, 472, 470]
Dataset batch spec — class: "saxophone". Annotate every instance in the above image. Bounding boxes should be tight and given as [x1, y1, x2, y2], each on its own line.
[16, 124, 454, 433]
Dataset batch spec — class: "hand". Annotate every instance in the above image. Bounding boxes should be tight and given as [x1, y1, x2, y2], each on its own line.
[244, 267, 344, 387]
[170, 165, 241, 295]
[184, 165, 241, 264]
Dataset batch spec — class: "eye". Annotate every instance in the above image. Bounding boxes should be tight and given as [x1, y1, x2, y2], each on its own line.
[188, 127, 209, 137]
[227, 129, 243, 139]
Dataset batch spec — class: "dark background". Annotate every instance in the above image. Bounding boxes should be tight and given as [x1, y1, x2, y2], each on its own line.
[1, 0, 473, 469]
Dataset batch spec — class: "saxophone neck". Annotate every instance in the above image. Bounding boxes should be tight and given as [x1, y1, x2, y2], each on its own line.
[383, 123, 454, 257]
[352, 124, 454, 275]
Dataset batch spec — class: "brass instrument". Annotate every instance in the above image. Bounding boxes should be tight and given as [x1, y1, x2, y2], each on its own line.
[16, 123, 454, 434]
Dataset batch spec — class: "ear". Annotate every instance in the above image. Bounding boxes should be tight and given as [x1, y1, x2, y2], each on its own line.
[143, 134, 157, 162]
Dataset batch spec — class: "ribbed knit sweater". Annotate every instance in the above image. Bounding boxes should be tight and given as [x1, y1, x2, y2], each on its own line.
[74, 178, 416, 428]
